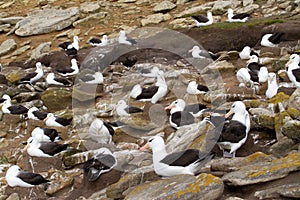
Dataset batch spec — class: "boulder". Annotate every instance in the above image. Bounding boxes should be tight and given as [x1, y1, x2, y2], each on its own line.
[288, 88, 300, 118]
[141, 13, 166, 26]
[125, 173, 224, 200]
[15, 8, 80, 36]
[212, 0, 240, 14]
[79, 2, 101, 14]
[106, 166, 159, 199]
[281, 120, 300, 141]
[249, 108, 275, 130]
[29, 42, 51, 60]
[41, 88, 72, 112]
[255, 183, 300, 199]
[0, 39, 17, 56]
[153, 1, 176, 13]
[222, 151, 300, 186]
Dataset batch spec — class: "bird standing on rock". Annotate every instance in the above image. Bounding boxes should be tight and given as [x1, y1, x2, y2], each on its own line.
[118, 30, 137, 45]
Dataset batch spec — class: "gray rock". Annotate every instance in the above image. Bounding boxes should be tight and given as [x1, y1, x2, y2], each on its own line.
[73, 13, 107, 27]
[222, 151, 300, 186]
[243, 0, 253, 7]
[270, 136, 297, 157]
[106, 166, 159, 199]
[41, 87, 72, 112]
[15, 8, 80, 36]
[0, 39, 17, 56]
[236, 4, 259, 14]
[0, 24, 11, 32]
[212, 0, 240, 14]
[11, 45, 31, 56]
[153, 1, 176, 13]
[176, 0, 190, 4]
[255, 183, 300, 199]
[166, 121, 209, 152]
[6, 193, 20, 200]
[141, 13, 166, 26]
[281, 120, 300, 141]
[249, 108, 275, 130]
[29, 42, 51, 60]
[175, 3, 214, 18]
[288, 88, 300, 116]
[125, 173, 224, 200]
[211, 152, 273, 172]
[79, 2, 101, 13]
[46, 170, 75, 195]
[0, 16, 24, 25]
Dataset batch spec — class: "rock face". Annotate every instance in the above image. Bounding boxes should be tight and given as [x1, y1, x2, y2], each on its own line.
[222, 152, 300, 186]
[125, 173, 224, 200]
[15, 8, 80, 36]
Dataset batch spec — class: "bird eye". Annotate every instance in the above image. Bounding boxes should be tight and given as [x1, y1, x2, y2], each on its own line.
[149, 138, 154, 142]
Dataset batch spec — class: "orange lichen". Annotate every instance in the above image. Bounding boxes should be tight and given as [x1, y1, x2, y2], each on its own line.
[176, 173, 221, 198]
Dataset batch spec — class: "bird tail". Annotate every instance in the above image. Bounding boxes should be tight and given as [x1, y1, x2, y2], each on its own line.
[190, 153, 214, 175]
[130, 84, 142, 98]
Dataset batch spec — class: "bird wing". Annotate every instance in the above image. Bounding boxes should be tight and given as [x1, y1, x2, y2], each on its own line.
[218, 120, 247, 143]
[55, 117, 72, 126]
[191, 15, 209, 23]
[292, 68, 300, 82]
[125, 106, 143, 114]
[89, 38, 102, 44]
[17, 172, 49, 185]
[160, 149, 201, 166]
[268, 32, 284, 44]
[19, 72, 38, 82]
[58, 42, 71, 50]
[197, 84, 209, 92]
[171, 111, 194, 127]
[39, 142, 68, 156]
[53, 77, 71, 85]
[42, 128, 59, 142]
[136, 86, 159, 100]
[56, 68, 75, 74]
[8, 105, 28, 114]
[232, 13, 250, 19]
[32, 110, 48, 120]
[103, 121, 115, 136]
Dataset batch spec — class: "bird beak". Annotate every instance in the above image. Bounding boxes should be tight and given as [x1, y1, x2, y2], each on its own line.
[269, 76, 273, 83]
[165, 104, 175, 110]
[139, 142, 149, 152]
[285, 60, 292, 68]
[43, 116, 48, 123]
[225, 109, 233, 119]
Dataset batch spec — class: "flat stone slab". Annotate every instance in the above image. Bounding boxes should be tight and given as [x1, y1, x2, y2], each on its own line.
[15, 8, 80, 36]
